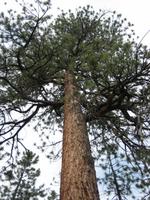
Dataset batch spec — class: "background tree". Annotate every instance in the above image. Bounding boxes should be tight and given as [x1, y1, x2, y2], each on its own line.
[0, 150, 46, 200]
[47, 190, 58, 200]
[0, 0, 150, 199]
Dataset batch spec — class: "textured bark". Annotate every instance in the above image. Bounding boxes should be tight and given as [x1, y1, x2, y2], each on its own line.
[60, 71, 100, 200]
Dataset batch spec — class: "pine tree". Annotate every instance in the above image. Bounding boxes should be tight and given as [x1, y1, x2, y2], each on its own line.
[0, 1, 150, 199]
[0, 151, 46, 200]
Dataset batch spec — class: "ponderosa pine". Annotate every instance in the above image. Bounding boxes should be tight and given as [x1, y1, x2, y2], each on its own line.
[0, 1, 150, 199]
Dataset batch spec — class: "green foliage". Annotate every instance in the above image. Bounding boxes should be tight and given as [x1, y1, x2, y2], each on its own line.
[0, 1, 150, 199]
[0, 150, 46, 200]
[47, 190, 58, 200]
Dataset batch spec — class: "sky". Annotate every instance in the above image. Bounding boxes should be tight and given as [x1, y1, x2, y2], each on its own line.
[0, 0, 150, 199]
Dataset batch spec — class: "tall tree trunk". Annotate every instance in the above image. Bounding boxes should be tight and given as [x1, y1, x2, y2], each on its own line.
[60, 71, 100, 200]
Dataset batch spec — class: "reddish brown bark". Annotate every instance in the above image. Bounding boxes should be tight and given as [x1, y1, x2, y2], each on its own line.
[60, 71, 100, 200]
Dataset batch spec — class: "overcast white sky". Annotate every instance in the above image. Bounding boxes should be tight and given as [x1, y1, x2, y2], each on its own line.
[0, 0, 150, 199]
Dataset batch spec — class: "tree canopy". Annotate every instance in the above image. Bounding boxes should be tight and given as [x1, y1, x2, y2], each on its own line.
[0, 0, 150, 199]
